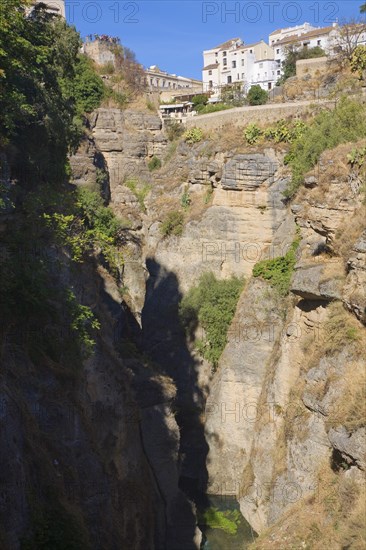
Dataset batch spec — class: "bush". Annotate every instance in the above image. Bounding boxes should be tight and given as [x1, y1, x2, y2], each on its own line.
[148, 156, 161, 171]
[350, 45, 366, 79]
[192, 94, 208, 108]
[166, 121, 185, 141]
[264, 119, 308, 143]
[284, 97, 366, 198]
[179, 272, 244, 369]
[243, 123, 263, 144]
[125, 179, 151, 212]
[181, 186, 191, 210]
[160, 210, 184, 237]
[247, 85, 268, 106]
[183, 127, 204, 144]
[195, 103, 232, 114]
[252, 233, 300, 296]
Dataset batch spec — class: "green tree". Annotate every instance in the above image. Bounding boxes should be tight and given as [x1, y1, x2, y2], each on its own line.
[361, 3, 366, 12]
[73, 55, 104, 113]
[247, 85, 268, 106]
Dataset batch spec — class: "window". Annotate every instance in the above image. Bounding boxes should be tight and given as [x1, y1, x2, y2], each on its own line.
[259, 63, 263, 68]
[232, 60, 236, 68]
[249, 49, 253, 53]
[268, 82, 272, 90]
[223, 58, 227, 66]
[241, 58, 244, 66]
[277, 70, 280, 75]
[276, 48, 280, 54]
[227, 75, 232, 84]
[209, 80, 213, 89]
[237, 73, 239, 80]
[317, 39, 321, 46]
[209, 70, 212, 75]
[241, 73, 244, 79]
[222, 51, 227, 56]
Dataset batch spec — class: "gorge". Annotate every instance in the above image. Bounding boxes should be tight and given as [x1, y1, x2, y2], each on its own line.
[0, 5, 365, 550]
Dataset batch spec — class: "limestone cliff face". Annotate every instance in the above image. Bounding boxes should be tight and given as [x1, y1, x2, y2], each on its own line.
[202, 142, 366, 542]
[67, 106, 365, 548]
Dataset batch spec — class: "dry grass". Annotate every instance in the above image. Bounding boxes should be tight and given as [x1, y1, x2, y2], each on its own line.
[326, 359, 366, 432]
[334, 205, 366, 262]
[250, 460, 366, 550]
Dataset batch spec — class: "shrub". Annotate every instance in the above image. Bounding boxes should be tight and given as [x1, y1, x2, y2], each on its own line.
[192, 94, 208, 108]
[160, 210, 184, 237]
[146, 100, 156, 111]
[350, 45, 366, 79]
[252, 233, 300, 296]
[264, 119, 308, 143]
[125, 179, 151, 212]
[148, 155, 161, 171]
[284, 98, 366, 198]
[247, 85, 268, 106]
[195, 103, 232, 114]
[166, 121, 185, 141]
[183, 127, 204, 144]
[179, 272, 244, 369]
[243, 123, 263, 144]
[181, 186, 191, 210]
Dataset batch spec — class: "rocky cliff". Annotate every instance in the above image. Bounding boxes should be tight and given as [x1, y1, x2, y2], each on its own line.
[69, 105, 365, 549]
[3, 98, 364, 549]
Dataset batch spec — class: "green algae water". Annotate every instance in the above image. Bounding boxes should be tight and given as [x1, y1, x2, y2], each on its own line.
[199, 495, 256, 549]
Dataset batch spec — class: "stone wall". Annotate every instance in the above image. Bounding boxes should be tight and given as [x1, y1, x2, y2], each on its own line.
[296, 56, 328, 78]
[185, 99, 335, 131]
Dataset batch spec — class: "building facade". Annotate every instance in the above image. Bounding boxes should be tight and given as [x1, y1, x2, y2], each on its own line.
[271, 24, 338, 78]
[202, 21, 366, 94]
[202, 38, 276, 95]
[146, 66, 202, 93]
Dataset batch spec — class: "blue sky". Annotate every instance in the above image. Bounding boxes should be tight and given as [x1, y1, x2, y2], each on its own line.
[66, 1, 365, 79]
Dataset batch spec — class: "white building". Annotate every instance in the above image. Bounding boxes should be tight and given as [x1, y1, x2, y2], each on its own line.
[270, 23, 339, 78]
[202, 38, 276, 95]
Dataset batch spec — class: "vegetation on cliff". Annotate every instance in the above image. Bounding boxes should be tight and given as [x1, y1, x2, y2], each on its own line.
[284, 97, 366, 197]
[252, 232, 301, 296]
[0, 2, 123, 358]
[179, 272, 244, 369]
